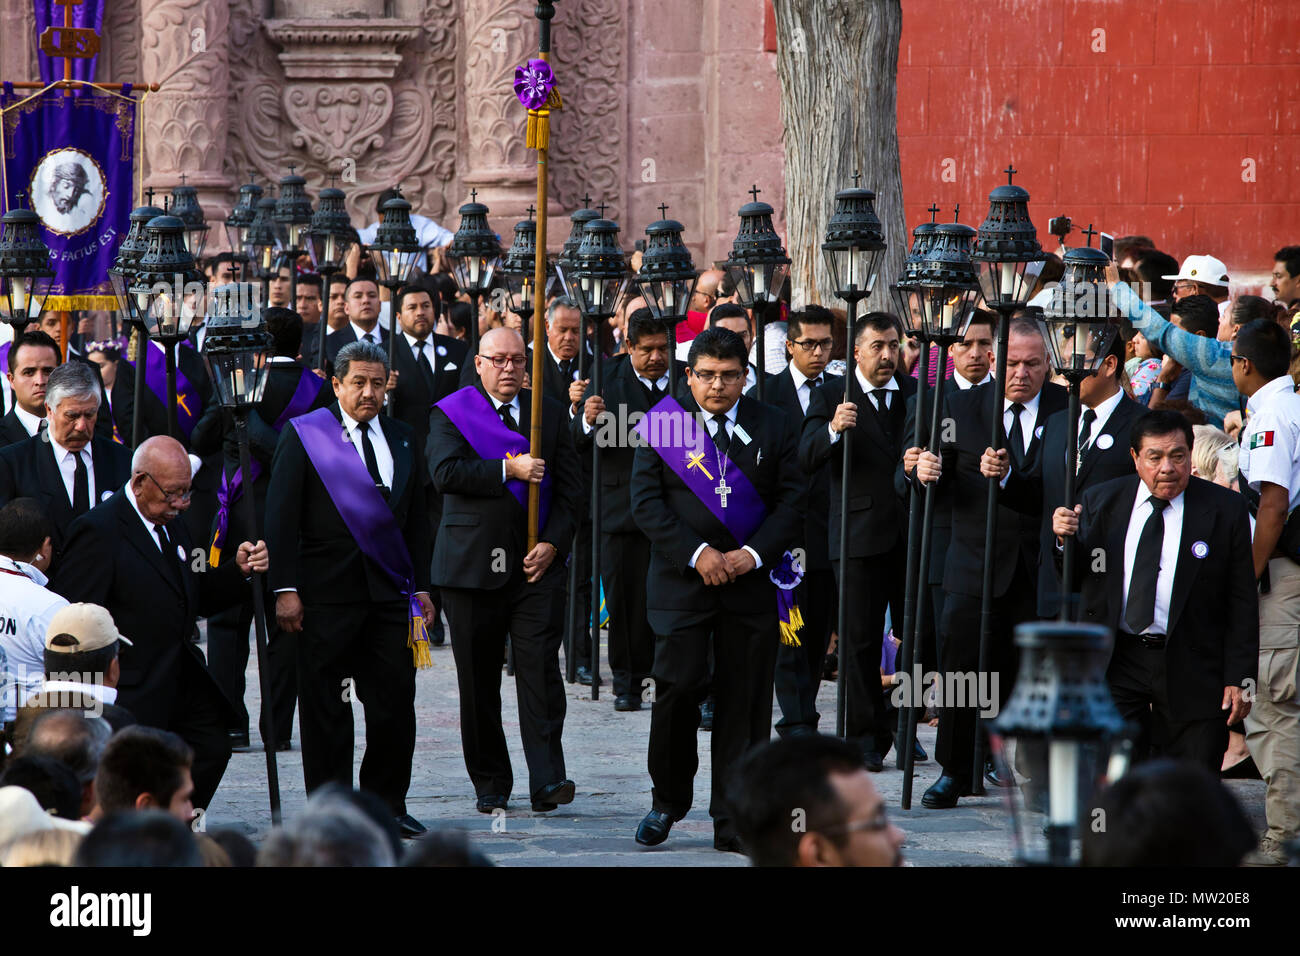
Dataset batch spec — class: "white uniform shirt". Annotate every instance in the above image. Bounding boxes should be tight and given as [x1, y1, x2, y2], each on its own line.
[0, 556, 69, 721]
[1239, 375, 1300, 513]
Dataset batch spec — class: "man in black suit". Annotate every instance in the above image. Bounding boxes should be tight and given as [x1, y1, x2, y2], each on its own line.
[753, 305, 838, 736]
[1036, 332, 1142, 618]
[573, 309, 684, 711]
[191, 307, 333, 752]
[1053, 410, 1257, 773]
[0, 362, 131, 565]
[0, 331, 60, 447]
[51, 435, 266, 810]
[429, 327, 580, 813]
[301, 273, 349, 371]
[322, 276, 388, 371]
[631, 328, 804, 851]
[917, 317, 1068, 808]
[387, 284, 469, 435]
[266, 340, 434, 837]
[800, 312, 915, 768]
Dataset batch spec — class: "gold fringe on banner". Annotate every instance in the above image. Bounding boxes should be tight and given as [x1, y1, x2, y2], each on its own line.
[45, 295, 119, 310]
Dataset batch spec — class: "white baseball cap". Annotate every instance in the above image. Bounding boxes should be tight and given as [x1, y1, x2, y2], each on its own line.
[1162, 254, 1230, 286]
[0, 786, 91, 846]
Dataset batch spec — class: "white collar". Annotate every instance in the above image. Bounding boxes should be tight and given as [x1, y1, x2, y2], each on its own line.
[349, 320, 380, 342]
[856, 368, 899, 394]
[788, 365, 825, 390]
[1084, 386, 1124, 428]
[0, 554, 46, 586]
[41, 680, 117, 705]
[704, 400, 739, 425]
[953, 370, 991, 390]
[12, 403, 45, 436]
[267, 355, 296, 365]
[48, 434, 89, 464]
[1248, 375, 1298, 416]
[1134, 481, 1185, 516]
[124, 482, 163, 538]
[635, 369, 670, 390]
[339, 406, 379, 434]
[403, 331, 430, 351]
[548, 345, 577, 368]
[485, 390, 520, 413]
[1004, 391, 1041, 416]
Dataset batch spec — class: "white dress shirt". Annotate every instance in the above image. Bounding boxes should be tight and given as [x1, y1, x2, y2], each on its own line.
[1120, 484, 1185, 636]
[404, 331, 433, 366]
[1003, 392, 1041, 458]
[487, 391, 523, 483]
[350, 321, 382, 346]
[1078, 386, 1124, 453]
[339, 407, 394, 488]
[13, 404, 45, 437]
[788, 365, 827, 415]
[124, 483, 170, 553]
[829, 368, 898, 444]
[49, 437, 95, 508]
[688, 401, 762, 571]
[952, 370, 992, 390]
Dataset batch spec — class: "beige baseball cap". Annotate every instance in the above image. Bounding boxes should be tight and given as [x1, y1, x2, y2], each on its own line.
[0, 786, 91, 846]
[45, 603, 133, 654]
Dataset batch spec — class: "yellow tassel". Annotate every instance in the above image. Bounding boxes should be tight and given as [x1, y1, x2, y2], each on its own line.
[409, 615, 433, 670]
[208, 532, 222, 569]
[779, 604, 805, 647]
[526, 109, 550, 150]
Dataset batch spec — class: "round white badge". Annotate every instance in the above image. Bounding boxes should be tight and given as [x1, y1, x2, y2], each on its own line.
[1096, 434, 1114, 450]
[1034, 425, 1044, 439]
[176, 544, 186, 562]
[1192, 540, 1209, 559]
[437, 344, 448, 357]
[100, 490, 113, 502]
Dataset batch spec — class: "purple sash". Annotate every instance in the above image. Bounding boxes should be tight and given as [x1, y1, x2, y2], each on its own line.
[210, 367, 325, 564]
[435, 386, 552, 532]
[128, 341, 201, 441]
[632, 394, 766, 545]
[292, 406, 430, 667]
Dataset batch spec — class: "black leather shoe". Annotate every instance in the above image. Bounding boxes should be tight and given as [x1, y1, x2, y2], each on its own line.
[699, 697, 714, 732]
[576, 665, 594, 686]
[228, 731, 251, 750]
[635, 809, 673, 846]
[714, 834, 746, 854]
[921, 775, 969, 809]
[614, 695, 640, 712]
[430, 615, 446, 646]
[394, 813, 427, 838]
[984, 758, 1015, 789]
[863, 750, 884, 772]
[476, 793, 508, 813]
[914, 739, 928, 762]
[531, 779, 575, 812]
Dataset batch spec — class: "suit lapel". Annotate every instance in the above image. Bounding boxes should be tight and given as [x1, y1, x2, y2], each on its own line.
[1077, 396, 1137, 486]
[37, 439, 74, 525]
[1105, 477, 1138, 616]
[380, 415, 412, 511]
[1167, 481, 1210, 635]
[115, 493, 186, 598]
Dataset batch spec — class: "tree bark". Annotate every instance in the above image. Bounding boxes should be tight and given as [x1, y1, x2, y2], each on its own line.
[772, 0, 906, 313]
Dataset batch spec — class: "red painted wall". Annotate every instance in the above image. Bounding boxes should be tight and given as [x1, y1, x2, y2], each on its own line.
[897, 0, 1300, 284]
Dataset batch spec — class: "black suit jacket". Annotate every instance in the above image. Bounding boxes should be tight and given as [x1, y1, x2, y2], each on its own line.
[936, 380, 1069, 598]
[749, 366, 839, 570]
[0, 434, 132, 561]
[1069, 475, 1258, 720]
[0, 410, 34, 448]
[324, 324, 387, 373]
[572, 355, 689, 535]
[50, 491, 244, 728]
[631, 392, 804, 629]
[428, 385, 580, 590]
[388, 333, 470, 450]
[265, 403, 432, 605]
[799, 372, 916, 560]
[1037, 393, 1143, 617]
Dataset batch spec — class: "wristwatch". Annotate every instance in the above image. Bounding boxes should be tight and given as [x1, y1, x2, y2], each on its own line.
[1153, 380, 1174, 391]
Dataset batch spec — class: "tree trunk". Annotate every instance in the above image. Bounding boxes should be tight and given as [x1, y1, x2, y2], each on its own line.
[772, 0, 906, 313]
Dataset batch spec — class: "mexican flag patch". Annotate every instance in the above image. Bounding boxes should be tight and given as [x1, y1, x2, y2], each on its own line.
[1250, 431, 1275, 449]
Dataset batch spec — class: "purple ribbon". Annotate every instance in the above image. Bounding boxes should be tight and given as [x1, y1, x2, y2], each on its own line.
[513, 58, 556, 110]
[435, 386, 552, 532]
[128, 341, 201, 441]
[211, 367, 325, 560]
[632, 394, 766, 546]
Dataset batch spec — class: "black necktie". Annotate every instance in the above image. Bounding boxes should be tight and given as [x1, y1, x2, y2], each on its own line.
[363, 332, 376, 344]
[499, 402, 517, 434]
[644, 380, 663, 404]
[712, 414, 730, 455]
[1006, 402, 1026, 469]
[1125, 496, 1170, 635]
[1078, 408, 1098, 455]
[559, 358, 574, 381]
[358, 420, 384, 488]
[72, 452, 89, 515]
[154, 523, 170, 557]
[414, 340, 437, 392]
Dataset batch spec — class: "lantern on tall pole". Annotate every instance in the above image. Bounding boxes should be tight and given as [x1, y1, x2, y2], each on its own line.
[0, 202, 54, 329]
[109, 201, 164, 448]
[446, 192, 502, 357]
[368, 187, 423, 382]
[560, 217, 627, 702]
[724, 186, 789, 402]
[968, 166, 1047, 793]
[243, 195, 281, 308]
[170, 174, 210, 262]
[274, 167, 314, 314]
[636, 207, 697, 397]
[820, 177, 886, 739]
[224, 176, 262, 267]
[306, 183, 355, 374]
[499, 208, 555, 342]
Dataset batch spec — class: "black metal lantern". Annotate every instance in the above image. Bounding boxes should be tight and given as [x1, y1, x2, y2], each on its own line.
[274, 167, 314, 255]
[224, 177, 263, 256]
[446, 193, 501, 297]
[821, 184, 886, 303]
[558, 201, 599, 275]
[890, 207, 941, 326]
[130, 214, 202, 340]
[561, 218, 627, 319]
[724, 187, 790, 307]
[971, 167, 1047, 309]
[369, 189, 423, 286]
[171, 175, 210, 261]
[109, 203, 165, 320]
[202, 283, 272, 410]
[244, 196, 281, 279]
[498, 212, 553, 322]
[990, 622, 1131, 866]
[917, 222, 983, 342]
[636, 213, 697, 323]
[307, 185, 354, 272]
[0, 204, 55, 328]
[1039, 237, 1122, 378]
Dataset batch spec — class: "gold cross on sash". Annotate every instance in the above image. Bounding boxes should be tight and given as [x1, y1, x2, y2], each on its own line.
[685, 451, 714, 481]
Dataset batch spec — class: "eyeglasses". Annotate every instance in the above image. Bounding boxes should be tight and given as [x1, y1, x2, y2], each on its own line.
[483, 354, 527, 369]
[691, 369, 745, 385]
[819, 808, 892, 837]
[142, 472, 192, 503]
[792, 338, 834, 353]
[1230, 354, 1247, 365]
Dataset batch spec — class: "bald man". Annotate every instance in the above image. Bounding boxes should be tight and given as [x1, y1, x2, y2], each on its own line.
[428, 327, 581, 813]
[51, 436, 266, 811]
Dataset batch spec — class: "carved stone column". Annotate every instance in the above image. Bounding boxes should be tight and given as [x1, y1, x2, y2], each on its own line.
[140, 0, 232, 217]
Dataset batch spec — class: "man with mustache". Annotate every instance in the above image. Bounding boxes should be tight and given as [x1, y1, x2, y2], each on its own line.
[0, 362, 131, 565]
[800, 312, 915, 770]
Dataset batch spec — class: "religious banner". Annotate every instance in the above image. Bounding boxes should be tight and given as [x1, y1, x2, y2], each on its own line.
[0, 80, 135, 309]
[33, 0, 105, 84]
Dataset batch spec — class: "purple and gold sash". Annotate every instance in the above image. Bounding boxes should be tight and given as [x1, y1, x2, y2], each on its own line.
[634, 394, 804, 644]
[210, 367, 325, 565]
[435, 386, 552, 532]
[292, 406, 431, 668]
[128, 340, 202, 441]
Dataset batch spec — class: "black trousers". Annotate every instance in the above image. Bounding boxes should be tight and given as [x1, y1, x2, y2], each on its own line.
[1108, 634, 1228, 775]
[603, 531, 655, 699]
[835, 549, 905, 755]
[774, 567, 836, 734]
[297, 600, 416, 815]
[648, 605, 778, 841]
[442, 566, 568, 800]
[206, 596, 298, 746]
[168, 654, 233, 811]
[934, 555, 1035, 780]
[567, 515, 595, 670]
